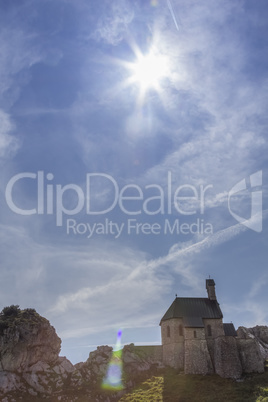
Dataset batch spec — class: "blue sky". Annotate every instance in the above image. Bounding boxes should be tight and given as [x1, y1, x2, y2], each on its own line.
[0, 0, 268, 364]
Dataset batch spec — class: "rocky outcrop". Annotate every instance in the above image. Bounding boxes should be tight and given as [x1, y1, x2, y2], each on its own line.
[249, 326, 268, 343]
[237, 326, 268, 361]
[236, 338, 264, 373]
[0, 307, 61, 372]
[0, 306, 75, 399]
[0, 343, 164, 400]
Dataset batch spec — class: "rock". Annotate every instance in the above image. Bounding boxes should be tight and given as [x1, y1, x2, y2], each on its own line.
[28, 388, 38, 396]
[0, 372, 23, 394]
[74, 362, 84, 370]
[28, 361, 50, 372]
[237, 327, 255, 339]
[237, 325, 268, 360]
[88, 345, 113, 362]
[85, 345, 112, 378]
[52, 356, 74, 375]
[0, 307, 61, 372]
[236, 338, 264, 373]
[250, 326, 268, 344]
[22, 372, 46, 394]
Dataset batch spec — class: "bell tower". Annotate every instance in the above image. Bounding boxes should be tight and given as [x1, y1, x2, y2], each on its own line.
[206, 278, 216, 300]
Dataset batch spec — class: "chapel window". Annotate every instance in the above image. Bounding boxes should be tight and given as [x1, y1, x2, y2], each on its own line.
[179, 324, 183, 336]
[194, 330, 197, 338]
[207, 324, 212, 337]
[167, 325, 170, 338]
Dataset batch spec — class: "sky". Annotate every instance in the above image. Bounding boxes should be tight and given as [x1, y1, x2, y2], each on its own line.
[0, 0, 268, 364]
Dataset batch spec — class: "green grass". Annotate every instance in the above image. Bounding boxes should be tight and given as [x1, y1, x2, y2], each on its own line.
[120, 376, 163, 401]
[256, 385, 268, 402]
[119, 365, 268, 402]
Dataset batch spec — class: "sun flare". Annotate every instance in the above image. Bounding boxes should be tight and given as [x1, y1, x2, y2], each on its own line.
[129, 51, 169, 92]
[121, 45, 170, 105]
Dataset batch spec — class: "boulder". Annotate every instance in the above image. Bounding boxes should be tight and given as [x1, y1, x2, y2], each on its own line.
[0, 307, 61, 372]
[250, 326, 268, 344]
[237, 325, 268, 360]
[236, 338, 264, 373]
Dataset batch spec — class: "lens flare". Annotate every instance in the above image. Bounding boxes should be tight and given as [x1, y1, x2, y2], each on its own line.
[129, 51, 169, 93]
[102, 330, 124, 391]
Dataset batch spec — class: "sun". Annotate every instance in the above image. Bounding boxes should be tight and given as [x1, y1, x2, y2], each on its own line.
[129, 51, 169, 92]
[123, 46, 170, 105]
[113, 38, 172, 106]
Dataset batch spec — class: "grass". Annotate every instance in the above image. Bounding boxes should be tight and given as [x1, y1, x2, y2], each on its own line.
[119, 365, 268, 402]
[120, 376, 163, 401]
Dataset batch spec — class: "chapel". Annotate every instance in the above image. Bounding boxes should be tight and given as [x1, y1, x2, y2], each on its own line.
[160, 279, 237, 371]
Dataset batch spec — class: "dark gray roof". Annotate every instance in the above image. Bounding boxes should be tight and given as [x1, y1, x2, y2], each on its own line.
[223, 323, 237, 337]
[160, 297, 223, 324]
[183, 316, 204, 328]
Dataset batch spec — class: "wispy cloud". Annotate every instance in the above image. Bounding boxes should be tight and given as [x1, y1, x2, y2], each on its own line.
[248, 273, 268, 299]
[0, 111, 18, 159]
[1, 217, 246, 336]
[50, 216, 267, 338]
[92, 0, 134, 45]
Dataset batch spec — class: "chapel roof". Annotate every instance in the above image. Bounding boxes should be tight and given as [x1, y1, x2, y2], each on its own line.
[160, 297, 223, 325]
[223, 323, 237, 337]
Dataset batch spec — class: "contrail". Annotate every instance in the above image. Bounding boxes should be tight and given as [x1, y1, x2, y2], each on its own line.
[167, 0, 179, 31]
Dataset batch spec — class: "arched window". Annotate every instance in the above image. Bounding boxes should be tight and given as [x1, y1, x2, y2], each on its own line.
[179, 324, 183, 336]
[207, 324, 212, 337]
[194, 330, 197, 338]
[167, 325, 170, 338]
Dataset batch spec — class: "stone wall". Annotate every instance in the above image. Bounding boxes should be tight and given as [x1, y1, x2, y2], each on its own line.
[132, 345, 163, 363]
[203, 318, 225, 339]
[161, 320, 266, 378]
[162, 342, 184, 369]
[214, 336, 242, 379]
[161, 318, 184, 345]
[184, 327, 205, 340]
[161, 318, 184, 369]
[184, 339, 213, 375]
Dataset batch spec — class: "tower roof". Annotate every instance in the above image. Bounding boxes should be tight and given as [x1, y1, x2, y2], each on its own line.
[206, 279, 215, 287]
